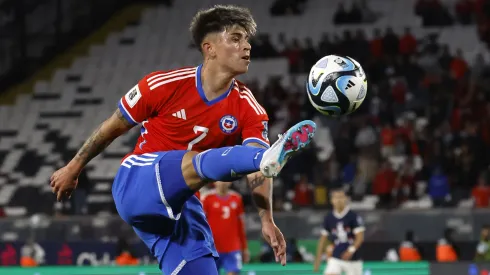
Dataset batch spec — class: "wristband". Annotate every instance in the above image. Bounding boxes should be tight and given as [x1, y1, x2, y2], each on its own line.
[348, 246, 356, 253]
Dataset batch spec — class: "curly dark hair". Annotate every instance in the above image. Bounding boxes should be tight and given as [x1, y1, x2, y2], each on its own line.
[189, 5, 257, 52]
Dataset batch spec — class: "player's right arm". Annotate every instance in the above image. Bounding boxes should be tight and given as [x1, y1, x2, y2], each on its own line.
[314, 219, 330, 272]
[50, 72, 168, 201]
[68, 109, 134, 172]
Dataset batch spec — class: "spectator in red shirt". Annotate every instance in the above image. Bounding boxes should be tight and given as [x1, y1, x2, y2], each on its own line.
[373, 160, 396, 208]
[293, 175, 313, 206]
[381, 122, 396, 158]
[391, 78, 408, 104]
[399, 27, 418, 56]
[450, 49, 468, 80]
[282, 39, 302, 73]
[472, 175, 490, 208]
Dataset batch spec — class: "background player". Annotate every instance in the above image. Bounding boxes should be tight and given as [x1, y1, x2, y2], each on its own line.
[50, 5, 316, 275]
[202, 181, 249, 275]
[313, 187, 365, 275]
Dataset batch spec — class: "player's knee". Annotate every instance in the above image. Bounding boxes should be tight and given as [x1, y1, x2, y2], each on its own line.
[182, 151, 206, 190]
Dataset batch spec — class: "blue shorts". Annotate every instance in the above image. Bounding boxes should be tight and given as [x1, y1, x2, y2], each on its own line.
[216, 251, 243, 273]
[112, 151, 219, 274]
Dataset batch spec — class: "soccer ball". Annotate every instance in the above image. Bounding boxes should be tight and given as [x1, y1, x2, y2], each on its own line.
[306, 55, 367, 116]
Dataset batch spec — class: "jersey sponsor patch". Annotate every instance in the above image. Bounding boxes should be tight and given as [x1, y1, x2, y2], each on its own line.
[219, 115, 238, 134]
[262, 121, 269, 141]
[125, 85, 141, 108]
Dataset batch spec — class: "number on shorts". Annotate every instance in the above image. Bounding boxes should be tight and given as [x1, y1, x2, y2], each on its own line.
[187, 126, 209, 150]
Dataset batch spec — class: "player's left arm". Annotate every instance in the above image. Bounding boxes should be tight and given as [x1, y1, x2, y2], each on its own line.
[343, 214, 365, 260]
[241, 110, 271, 222]
[244, 143, 273, 223]
[245, 144, 287, 265]
[241, 91, 286, 265]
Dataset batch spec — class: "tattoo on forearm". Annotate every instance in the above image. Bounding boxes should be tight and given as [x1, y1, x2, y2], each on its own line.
[74, 110, 123, 166]
[258, 209, 267, 218]
[74, 125, 112, 166]
[248, 174, 272, 211]
[248, 174, 267, 190]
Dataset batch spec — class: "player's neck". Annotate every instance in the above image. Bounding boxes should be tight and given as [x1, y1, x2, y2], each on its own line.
[200, 62, 235, 101]
[217, 189, 228, 196]
[334, 206, 348, 215]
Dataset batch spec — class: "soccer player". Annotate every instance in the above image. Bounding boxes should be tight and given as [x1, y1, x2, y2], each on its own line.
[49, 5, 316, 275]
[201, 181, 249, 275]
[313, 187, 365, 275]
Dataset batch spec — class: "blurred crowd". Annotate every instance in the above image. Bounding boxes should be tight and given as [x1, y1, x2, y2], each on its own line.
[14, 0, 490, 216]
[227, 0, 490, 211]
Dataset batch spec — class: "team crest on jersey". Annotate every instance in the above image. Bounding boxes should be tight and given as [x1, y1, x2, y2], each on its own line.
[230, 202, 237, 209]
[219, 115, 238, 134]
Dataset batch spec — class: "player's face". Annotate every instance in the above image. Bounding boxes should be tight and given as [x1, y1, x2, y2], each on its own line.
[214, 25, 251, 75]
[331, 190, 347, 210]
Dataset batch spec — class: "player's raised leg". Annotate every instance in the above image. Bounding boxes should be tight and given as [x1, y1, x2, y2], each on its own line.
[188, 120, 317, 186]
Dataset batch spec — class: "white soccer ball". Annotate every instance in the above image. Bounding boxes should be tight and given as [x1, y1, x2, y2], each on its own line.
[306, 55, 367, 116]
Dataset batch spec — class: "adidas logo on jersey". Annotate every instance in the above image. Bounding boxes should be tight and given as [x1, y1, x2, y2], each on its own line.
[172, 109, 187, 120]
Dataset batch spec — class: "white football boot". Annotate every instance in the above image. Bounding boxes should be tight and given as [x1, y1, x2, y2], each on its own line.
[260, 120, 316, 177]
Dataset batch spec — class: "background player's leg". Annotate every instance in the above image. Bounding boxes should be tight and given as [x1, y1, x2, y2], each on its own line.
[345, 261, 363, 275]
[324, 258, 342, 275]
[223, 251, 242, 275]
[177, 255, 219, 275]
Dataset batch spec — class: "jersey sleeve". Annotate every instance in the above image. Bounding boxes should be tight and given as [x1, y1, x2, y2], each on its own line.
[118, 72, 170, 125]
[352, 214, 365, 234]
[321, 216, 329, 236]
[240, 87, 270, 148]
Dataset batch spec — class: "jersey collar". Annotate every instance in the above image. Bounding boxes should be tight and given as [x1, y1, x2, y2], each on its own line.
[195, 64, 234, 106]
[333, 206, 350, 219]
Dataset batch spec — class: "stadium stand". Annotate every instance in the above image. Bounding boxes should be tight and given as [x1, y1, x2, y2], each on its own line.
[1, 0, 490, 218]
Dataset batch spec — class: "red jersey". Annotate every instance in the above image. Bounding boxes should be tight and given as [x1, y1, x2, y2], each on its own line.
[118, 65, 270, 158]
[201, 190, 247, 253]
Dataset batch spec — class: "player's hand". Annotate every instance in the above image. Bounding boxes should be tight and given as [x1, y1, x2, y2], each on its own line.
[50, 166, 79, 201]
[341, 250, 353, 261]
[242, 249, 251, 263]
[326, 244, 334, 258]
[261, 222, 287, 266]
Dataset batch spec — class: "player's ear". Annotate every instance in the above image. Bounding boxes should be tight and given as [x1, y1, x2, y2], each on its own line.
[202, 34, 218, 58]
[202, 41, 214, 58]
